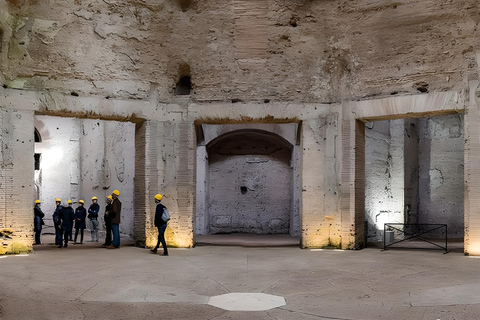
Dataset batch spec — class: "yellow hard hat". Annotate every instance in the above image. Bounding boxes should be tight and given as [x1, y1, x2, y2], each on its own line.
[155, 194, 163, 201]
[55, 198, 61, 202]
[35, 199, 41, 204]
[112, 190, 120, 196]
[107, 195, 113, 200]
[92, 196, 98, 200]
[79, 200, 84, 204]
[68, 200, 72, 204]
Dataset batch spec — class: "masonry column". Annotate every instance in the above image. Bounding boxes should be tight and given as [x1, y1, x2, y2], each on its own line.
[300, 115, 341, 248]
[465, 80, 480, 255]
[340, 103, 365, 249]
[0, 108, 35, 254]
[137, 117, 195, 249]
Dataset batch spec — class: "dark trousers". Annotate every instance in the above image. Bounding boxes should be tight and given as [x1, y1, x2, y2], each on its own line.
[74, 228, 84, 244]
[35, 229, 41, 244]
[55, 225, 63, 245]
[63, 230, 70, 247]
[104, 222, 112, 246]
[155, 224, 168, 255]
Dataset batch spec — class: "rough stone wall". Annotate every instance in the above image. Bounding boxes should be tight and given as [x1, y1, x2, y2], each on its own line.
[418, 114, 464, 238]
[1, 0, 478, 102]
[208, 144, 292, 235]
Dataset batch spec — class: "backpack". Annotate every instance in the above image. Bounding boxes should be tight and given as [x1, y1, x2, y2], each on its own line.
[161, 208, 170, 222]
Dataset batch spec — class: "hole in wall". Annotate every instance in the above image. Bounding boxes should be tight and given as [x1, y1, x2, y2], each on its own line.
[178, 0, 193, 12]
[240, 186, 247, 194]
[175, 76, 192, 95]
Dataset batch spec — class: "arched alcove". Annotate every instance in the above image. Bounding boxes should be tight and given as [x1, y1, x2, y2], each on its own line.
[196, 124, 300, 238]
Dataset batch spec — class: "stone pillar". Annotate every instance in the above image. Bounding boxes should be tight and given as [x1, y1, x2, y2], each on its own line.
[133, 121, 148, 247]
[300, 115, 341, 248]
[340, 106, 365, 249]
[195, 145, 208, 235]
[465, 80, 480, 255]
[0, 108, 35, 254]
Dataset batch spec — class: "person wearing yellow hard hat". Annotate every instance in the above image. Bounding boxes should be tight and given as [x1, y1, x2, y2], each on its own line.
[33, 200, 45, 245]
[88, 196, 100, 243]
[62, 200, 75, 247]
[102, 195, 113, 247]
[151, 194, 169, 256]
[53, 198, 64, 247]
[107, 190, 122, 249]
[74, 200, 87, 244]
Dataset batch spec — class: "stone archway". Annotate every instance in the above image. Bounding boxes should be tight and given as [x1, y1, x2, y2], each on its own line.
[196, 123, 300, 238]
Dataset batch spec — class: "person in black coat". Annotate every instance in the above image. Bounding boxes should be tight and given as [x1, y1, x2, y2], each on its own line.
[53, 198, 64, 248]
[102, 196, 113, 247]
[33, 200, 45, 245]
[74, 200, 87, 244]
[62, 200, 75, 248]
[150, 194, 169, 256]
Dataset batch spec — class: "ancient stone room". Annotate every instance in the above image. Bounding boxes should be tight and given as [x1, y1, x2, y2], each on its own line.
[1, 1, 480, 319]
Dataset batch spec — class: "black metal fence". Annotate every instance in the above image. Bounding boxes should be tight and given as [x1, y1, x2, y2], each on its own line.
[382, 223, 448, 254]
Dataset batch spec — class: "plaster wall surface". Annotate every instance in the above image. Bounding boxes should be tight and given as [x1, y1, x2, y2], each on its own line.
[418, 114, 464, 238]
[365, 120, 405, 242]
[34, 115, 135, 237]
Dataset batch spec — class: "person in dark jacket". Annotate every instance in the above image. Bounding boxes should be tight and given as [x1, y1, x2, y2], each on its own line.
[102, 195, 113, 247]
[88, 196, 100, 243]
[53, 198, 64, 248]
[150, 194, 169, 256]
[107, 190, 121, 249]
[66, 200, 74, 241]
[74, 200, 87, 244]
[62, 200, 75, 248]
[33, 200, 45, 245]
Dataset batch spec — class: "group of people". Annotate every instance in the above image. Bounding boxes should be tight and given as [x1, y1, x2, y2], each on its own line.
[33, 191, 169, 256]
[33, 190, 122, 249]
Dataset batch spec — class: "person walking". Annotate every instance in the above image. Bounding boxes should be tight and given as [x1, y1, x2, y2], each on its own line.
[64, 200, 75, 242]
[62, 200, 75, 248]
[33, 200, 45, 245]
[150, 194, 169, 256]
[107, 190, 121, 249]
[88, 196, 100, 243]
[53, 198, 64, 248]
[102, 195, 113, 247]
[74, 200, 87, 244]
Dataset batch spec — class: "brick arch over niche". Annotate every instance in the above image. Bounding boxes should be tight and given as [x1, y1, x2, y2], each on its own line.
[196, 124, 301, 237]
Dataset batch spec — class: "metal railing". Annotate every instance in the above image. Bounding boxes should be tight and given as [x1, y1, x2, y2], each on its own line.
[382, 223, 448, 254]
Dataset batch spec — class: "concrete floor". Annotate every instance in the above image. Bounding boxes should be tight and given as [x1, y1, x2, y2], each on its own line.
[1, 235, 479, 320]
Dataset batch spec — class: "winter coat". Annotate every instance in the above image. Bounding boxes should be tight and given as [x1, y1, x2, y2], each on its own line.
[62, 206, 75, 231]
[110, 198, 121, 224]
[53, 205, 64, 228]
[154, 203, 168, 227]
[104, 203, 112, 224]
[87, 203, 100, 220]
[34, 206, 45, 232]
[74, 206, 87, 229]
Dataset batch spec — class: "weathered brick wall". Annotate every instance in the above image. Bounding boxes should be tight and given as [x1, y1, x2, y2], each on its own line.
[0, 108, 35, 254]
